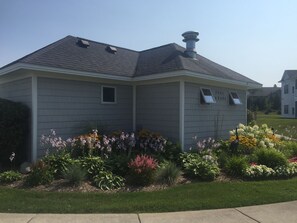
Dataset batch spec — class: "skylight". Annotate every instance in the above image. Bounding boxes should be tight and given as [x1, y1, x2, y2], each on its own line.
[200, 88, 216, 104]
[229, 92, 242, 105]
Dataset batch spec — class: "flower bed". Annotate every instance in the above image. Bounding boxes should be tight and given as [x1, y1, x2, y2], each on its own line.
[2, 123, 297, 192]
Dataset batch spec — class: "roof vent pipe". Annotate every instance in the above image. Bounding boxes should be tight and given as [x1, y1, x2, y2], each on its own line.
[182, 31, 199, 59]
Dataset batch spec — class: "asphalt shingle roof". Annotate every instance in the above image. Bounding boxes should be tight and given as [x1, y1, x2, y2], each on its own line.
[280, 70, 297, 82]
[1, 35, 260, 85]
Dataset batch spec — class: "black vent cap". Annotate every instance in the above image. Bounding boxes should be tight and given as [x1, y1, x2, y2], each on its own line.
[106, 46, 117, 54]
[77, 39, 90, 48]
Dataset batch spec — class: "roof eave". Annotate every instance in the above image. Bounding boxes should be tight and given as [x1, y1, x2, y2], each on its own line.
[0, 64, 262, 89]
[133, 70, 262, 89]
[0, 63, 132, 81]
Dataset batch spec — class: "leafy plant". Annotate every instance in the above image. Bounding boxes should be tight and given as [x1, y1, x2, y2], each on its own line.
[255, 148, 288, 168]
[274, 163, 297, 178]
[225, 156, 249, 177]
[128, 154, 158, 186]
[104, 154, 129, 177]
[277, 141, 297, 158]
[0, 171, 22, 183]
[25, 160, 54, 186]
[43, 152, 73, 178]
[180, 153, 220, 181]
[62, 163, 87, 186]
[155, 161, 180, 186]
[79, 156, 105, 179]
[244, 164, 275, 180]
[93, 171, 125, 190]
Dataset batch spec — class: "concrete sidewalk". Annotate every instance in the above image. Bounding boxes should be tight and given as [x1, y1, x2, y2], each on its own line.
[1, 200, 297, 223]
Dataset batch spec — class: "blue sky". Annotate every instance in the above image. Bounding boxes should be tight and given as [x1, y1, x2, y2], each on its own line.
[1, 0, 297, 87]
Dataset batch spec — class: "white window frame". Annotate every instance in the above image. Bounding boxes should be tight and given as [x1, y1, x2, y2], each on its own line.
[229, 91, 242, 105]
[200, 88, 216, 104]
[101, 86, 117, 104]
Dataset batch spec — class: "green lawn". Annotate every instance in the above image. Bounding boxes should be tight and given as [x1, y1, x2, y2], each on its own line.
[1, 178, 297, 213]
[256, 112, 297, 139]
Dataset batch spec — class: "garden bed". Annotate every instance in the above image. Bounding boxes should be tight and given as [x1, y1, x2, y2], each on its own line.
[2, 124, 297, 194]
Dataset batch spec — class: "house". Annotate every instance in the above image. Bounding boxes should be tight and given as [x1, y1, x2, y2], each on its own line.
[248, 85, 281, 112]
[0, 31, 261, 162]
[279, 70, 297, 118]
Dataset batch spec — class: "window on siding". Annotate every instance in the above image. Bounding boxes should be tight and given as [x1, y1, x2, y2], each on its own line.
[284, 105, 289, 114]
[102, 86, 116, 103]
[293, 86, 295, 94]
[229, 92, 242, 105]
[284, 84, 289, 94]
[292, 107, 295, 115]
[200, 88, 216, 104]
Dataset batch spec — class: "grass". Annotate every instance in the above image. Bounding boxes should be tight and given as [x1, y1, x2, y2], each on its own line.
[256, 112, 297, 139]
[1, 178, 297, 213]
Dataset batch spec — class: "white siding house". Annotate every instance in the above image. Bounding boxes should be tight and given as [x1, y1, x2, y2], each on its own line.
[280, 70, 297, 118]
[0, 31, 261, 161]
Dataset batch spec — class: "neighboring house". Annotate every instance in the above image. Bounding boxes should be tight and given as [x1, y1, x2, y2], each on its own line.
[0, 31, 261, 162]
[279, 70, 297, 118]
[248, 85, 281, 111]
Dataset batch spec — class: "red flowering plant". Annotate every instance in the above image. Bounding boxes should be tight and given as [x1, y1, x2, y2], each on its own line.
[289, 157, 297, 163]
[128, 154, 158, 186]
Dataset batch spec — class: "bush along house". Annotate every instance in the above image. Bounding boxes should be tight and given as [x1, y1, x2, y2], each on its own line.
[0, 31, 262, 162]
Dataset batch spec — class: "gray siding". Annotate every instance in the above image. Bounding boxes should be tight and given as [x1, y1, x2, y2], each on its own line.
[136, 82, 180, 142]
[281, 79, 295, 118]
[184, 82, 246, 150]
[37, 77, 133, 157]
[0, 77, 32, 109]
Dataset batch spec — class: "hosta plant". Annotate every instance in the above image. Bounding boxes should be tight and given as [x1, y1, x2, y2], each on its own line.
[0, 170, 22, 183]
[180, 153, 220, 181]
[93, 171, 125, 190]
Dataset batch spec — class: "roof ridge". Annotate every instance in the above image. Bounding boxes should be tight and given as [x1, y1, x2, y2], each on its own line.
[139, 43, 176, 53]
[196, 53, 260, 84]
[171, 43, 186, 70]
[75, 36, 140, 53]
[1, 36, 73, 69]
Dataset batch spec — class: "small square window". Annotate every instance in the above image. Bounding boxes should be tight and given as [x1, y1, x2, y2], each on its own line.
[229, 92, 242, 105]
[102, 86, 116, 103]
[200, 88, 216, 104]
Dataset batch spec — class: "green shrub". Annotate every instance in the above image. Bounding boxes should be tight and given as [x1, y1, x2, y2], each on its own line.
[79, 156, 105, 179]
[0, 171, 22, 183]
[25, 160, 54, 186]
[0, 98, 30, 167]
[255, 148, 288, 168]
[180, 153, 220, 181]
[43, 152, 73, 178]
[93, 171, 125, 190]
[277, 141, 297, 158]
[161, 142, 182, 164]
[104, 154, 129, 177]
[62, 163, 86, 186]
[128, 155, 158, 186]
[155, 161, 180, 186]
[225, 156, 249, 177]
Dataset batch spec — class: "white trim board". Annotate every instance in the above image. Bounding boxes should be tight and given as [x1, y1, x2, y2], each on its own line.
[179, 80, 185, 151]
[31, 75, 38, 162]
